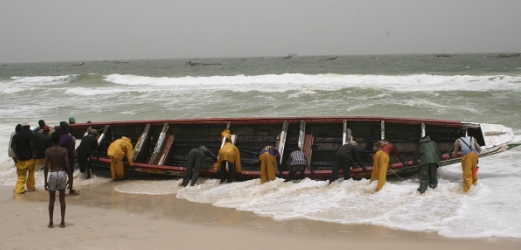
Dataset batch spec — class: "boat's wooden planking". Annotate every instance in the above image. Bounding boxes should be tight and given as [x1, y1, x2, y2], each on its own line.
[68, 117, 507, 179]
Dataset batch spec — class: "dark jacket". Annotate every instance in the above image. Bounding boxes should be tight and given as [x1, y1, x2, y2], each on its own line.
[76, 134, 98, 157]
[413, 137, 441, 166]
[190, 146, 217, 161]
[34, 132, 52, 159]
[59, 132, 76, 164]
[11, 129, 35, 161]
[335, 143, 361, 163]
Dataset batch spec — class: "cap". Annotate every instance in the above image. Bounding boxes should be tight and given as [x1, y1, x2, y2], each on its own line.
[69, 117, 76, 124]
[90, 129, 98, 135]
[21, 122, 30, 127]
[43, 126, 50, 132]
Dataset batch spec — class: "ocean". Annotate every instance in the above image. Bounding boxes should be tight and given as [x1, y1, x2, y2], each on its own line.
[1, 54, 520, 238]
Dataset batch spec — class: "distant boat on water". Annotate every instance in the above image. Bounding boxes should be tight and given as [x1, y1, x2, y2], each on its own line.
[326, 55, 339, 60]
[497, 53, 520, 58]
[112, 60, 130, 64]
[281, 53, 296, 59]
[435, 54, 452, 57]
[72, 61, 85, 66]
[186, 61, 222, 66]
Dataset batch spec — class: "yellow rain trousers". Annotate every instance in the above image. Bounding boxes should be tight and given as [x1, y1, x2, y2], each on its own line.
[15, 159, 36, 194]
[110, 157, 125, 180]
[370, 150, 389, 191]
[259, 152, 277, 183]
[107, 137, 134, 181]
[461, 151, 478, 193]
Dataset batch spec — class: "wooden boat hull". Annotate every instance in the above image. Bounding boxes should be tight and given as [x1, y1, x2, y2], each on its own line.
[69, 116, 519, 180]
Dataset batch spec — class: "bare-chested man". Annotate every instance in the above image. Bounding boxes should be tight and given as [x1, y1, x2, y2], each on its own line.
[44, 132, 71, 228]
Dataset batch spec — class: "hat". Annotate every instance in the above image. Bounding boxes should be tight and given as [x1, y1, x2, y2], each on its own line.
[59, 121, 69, 131]
[43, 126, 50, 132]
[69, 117, 76, 124]
[21, 122, 30, 127]
[90, 129, 98, 135]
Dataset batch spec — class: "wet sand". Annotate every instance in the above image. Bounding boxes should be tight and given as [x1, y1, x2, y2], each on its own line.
[1, 182, 520, 250]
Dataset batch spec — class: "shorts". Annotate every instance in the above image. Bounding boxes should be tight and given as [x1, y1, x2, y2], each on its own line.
[48, 171, 68, 191]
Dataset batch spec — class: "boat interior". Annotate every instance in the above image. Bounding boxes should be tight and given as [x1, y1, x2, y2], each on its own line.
[71, 118, 483, 173]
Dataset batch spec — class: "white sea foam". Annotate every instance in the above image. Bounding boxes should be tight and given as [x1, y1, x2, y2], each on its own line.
[9, 75, 74, 86]
[114, 180, 180, 195]
[172, 147, 521, 238]
[101, 73, 521, 93]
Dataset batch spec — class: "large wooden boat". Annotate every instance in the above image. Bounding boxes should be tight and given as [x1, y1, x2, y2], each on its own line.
[68, 117, 519, 180]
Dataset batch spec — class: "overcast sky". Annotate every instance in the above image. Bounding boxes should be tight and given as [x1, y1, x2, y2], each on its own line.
[1, 1, 520, 63]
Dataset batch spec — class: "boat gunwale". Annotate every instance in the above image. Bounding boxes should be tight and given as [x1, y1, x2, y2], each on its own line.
[70, 116, 464, 130]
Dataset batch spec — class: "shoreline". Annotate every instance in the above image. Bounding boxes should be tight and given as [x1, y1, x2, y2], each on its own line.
[1, 183, 520, 250]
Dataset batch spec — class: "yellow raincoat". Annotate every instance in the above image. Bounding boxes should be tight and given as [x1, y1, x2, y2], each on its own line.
[214, 142, 242, 172]
[107, 136, 134, 180]
[259, 151, 277, 183]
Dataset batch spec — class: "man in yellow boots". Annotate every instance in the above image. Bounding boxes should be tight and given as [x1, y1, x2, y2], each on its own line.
[107, 136, 134, 181]
[11, 122, 36, 194]
[452, 128, 481, 193]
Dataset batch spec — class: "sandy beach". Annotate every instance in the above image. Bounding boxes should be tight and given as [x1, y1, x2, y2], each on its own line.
[1, 181, 520, 250]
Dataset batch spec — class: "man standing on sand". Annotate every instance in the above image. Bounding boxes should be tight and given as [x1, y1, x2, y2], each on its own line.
[44, 132, 72, 228]
[11, 122, 36, 194]
[451, 128, 481, 193]
[58, 121, 79, 195]
[413, 136, 441, 194]
[107, 136, 134, 181]
[8, 124, 22, 166]
[181, 146, 217, 187]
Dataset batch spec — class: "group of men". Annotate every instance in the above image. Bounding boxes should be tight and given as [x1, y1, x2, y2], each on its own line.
[9, 118, 100, 228]
[180, 128, 481, 194]
[328, 127, 481, 194]
[181, 129, 315, 187]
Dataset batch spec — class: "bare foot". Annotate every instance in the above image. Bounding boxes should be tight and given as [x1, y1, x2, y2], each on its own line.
[59, 222, 65, 228]
[48, 223, 53, 228]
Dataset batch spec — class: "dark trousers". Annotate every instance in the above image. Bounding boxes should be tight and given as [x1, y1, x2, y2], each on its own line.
[285, 164, 306, 182]
[219, 161, 235, 183]
[77, 153, 92, 174]
[182, 151, 205, 187]
[329, 155, 354, 183]
[418, 163, 438, 193]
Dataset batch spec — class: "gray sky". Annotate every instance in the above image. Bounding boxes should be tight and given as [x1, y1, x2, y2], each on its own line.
[1, 0, 520, 63]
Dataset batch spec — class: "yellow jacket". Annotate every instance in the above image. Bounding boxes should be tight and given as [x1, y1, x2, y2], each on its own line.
[107, 136, 134, 166]
[214, 142, 241, 172]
